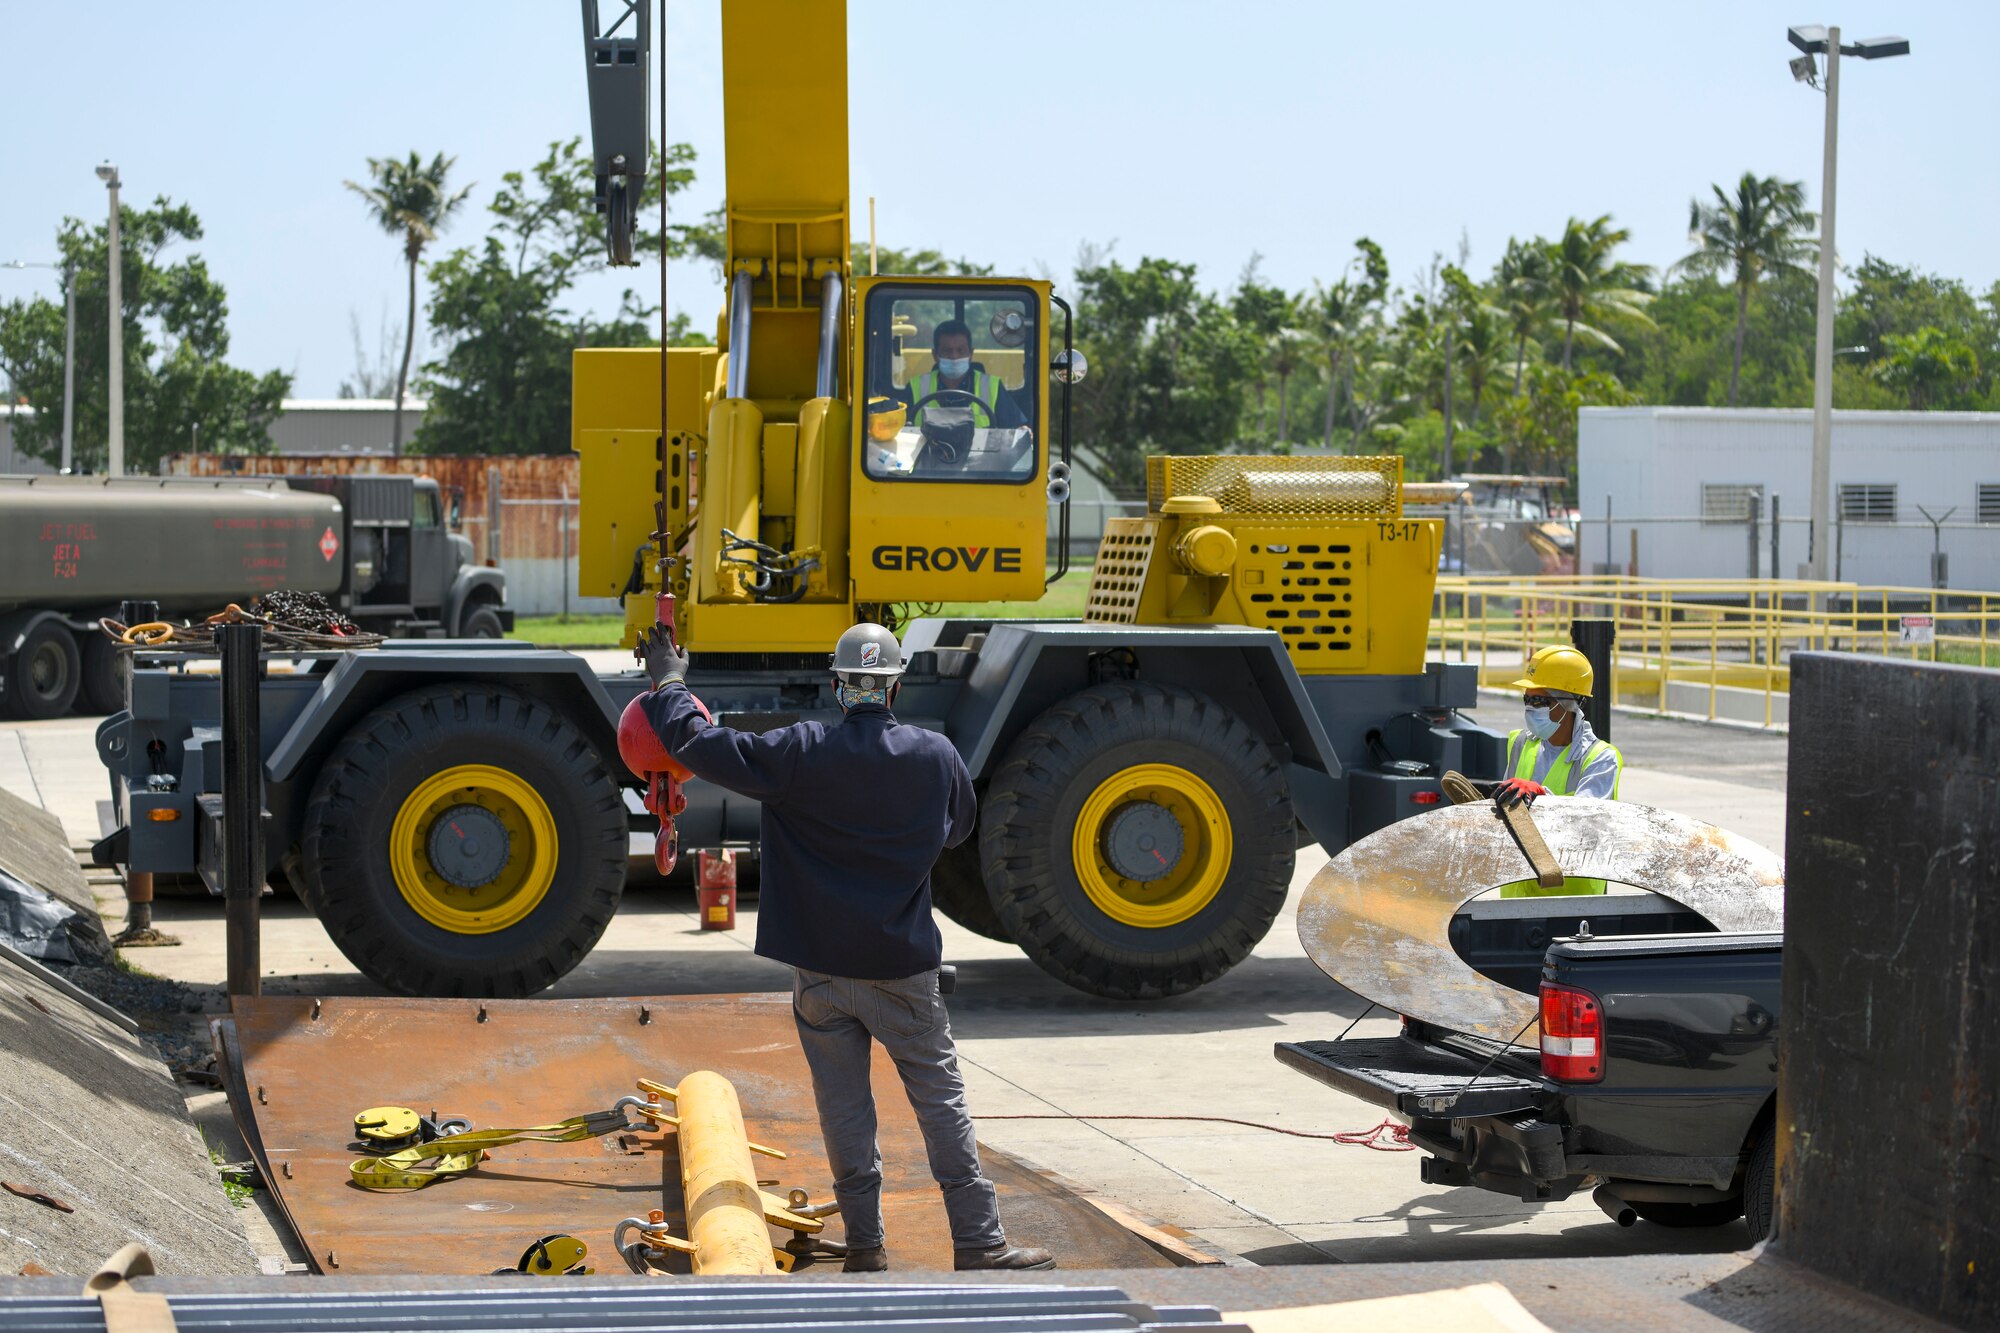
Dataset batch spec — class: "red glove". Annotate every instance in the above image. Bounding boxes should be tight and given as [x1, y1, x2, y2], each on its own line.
[1494, 778, 1548, 809]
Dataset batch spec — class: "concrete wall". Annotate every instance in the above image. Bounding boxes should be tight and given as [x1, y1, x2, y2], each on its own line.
[1579, 406, 2000, 588]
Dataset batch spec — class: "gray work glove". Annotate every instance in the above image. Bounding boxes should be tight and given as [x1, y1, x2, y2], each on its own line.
[641, 623, 690, 690]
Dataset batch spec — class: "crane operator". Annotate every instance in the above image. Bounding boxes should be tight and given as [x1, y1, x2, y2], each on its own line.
[637, 621, 1057, 1274]
[902, 319, 1026, 430]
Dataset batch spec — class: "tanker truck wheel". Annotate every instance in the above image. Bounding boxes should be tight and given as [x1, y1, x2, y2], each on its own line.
[298, 684, 628, 997]
[981, 682, 1294, 1000]
[929, 833, 1011, 942]
[6, 621, 81, 720]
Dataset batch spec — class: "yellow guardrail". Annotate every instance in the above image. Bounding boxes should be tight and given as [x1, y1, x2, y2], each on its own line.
[1431, 575, 2000, 729]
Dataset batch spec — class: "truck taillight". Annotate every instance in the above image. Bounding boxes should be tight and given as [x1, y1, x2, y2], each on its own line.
[1539, 981, 1604, 1083]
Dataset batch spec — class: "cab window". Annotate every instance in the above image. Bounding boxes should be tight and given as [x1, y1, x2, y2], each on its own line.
[862, 284, 1039, 483]
[414, 490, 442, 529]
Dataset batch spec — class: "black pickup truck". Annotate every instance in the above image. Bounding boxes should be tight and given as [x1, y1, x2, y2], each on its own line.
[1278, 894, 1781, 1243]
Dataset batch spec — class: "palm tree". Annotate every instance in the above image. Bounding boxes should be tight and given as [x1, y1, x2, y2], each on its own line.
[1678, 172, 1815, 406]
[1548, 215, 1655, 370]
[345, 152, 473, 451]
[1270, 322, 1309, 446]
[1495, 238, 1553, 395]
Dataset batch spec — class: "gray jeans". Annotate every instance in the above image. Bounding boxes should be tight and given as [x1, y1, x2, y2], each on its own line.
[790, 967, 1004, 1251]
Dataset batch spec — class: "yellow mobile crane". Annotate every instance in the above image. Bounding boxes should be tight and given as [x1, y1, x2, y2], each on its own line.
[95, 0, 1507, 1002]
[571, 0, 1509, 1000]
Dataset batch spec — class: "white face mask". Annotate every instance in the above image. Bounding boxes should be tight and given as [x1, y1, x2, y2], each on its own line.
[1524, 703, 1563, 741]
[936, 356, 971, 379]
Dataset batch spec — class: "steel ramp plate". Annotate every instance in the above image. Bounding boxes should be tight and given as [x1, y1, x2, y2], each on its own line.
[214, 994, 1172, 1276]
[1298, 797, 1784, 1042]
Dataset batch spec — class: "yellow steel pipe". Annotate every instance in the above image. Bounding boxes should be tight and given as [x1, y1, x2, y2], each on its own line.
[661, 1070, 783, 1275]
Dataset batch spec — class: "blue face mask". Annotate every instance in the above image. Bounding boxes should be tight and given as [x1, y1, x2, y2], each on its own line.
[1524, 704, 1563, 741]
[936, 356, 971, 379]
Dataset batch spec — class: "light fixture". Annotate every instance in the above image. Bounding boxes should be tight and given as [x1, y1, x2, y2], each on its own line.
[1790, 54, 1818, 83]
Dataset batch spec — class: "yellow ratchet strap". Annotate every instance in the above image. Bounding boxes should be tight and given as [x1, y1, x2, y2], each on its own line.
[349, 1108, 635, 1191]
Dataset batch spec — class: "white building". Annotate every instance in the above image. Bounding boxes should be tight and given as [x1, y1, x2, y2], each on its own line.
[1579, 407, 2000, 590]
[0, 398, 427, 473]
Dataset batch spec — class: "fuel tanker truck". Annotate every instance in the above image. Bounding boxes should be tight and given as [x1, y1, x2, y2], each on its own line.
[0, 473, 510, 718]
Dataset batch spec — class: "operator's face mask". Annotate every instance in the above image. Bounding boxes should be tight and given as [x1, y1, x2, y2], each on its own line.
[936, 356, 971, 379]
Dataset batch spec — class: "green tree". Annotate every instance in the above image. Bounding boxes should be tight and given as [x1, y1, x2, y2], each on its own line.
[0, 199, 289, 471]
[344, 152, 474, 451]
[1874, 325, 1979, 409]
[1548, 215, 1655, 369]
[1310, 238, 1388, 448]
[1677, 172, 1815, 406]
[415, 139, 698, 456]
[1494, 238, 1553, 395]
[1068, 254, 1259, 488]
[1494, 365, 1637, 474]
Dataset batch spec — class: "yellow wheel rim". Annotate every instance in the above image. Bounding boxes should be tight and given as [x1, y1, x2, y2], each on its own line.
[1072, 763, 1232, 928]
[389, 764, 558, 935]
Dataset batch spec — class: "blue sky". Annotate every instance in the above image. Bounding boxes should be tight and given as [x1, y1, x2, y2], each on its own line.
[1, 3, 1978, 398]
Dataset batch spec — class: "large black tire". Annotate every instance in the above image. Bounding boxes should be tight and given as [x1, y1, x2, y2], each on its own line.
[79, 632, 126, 715]
[1631, 1197, 1746, 1228]
[460, 604, 504, 639]
[982, 682, 1294, 1000]
[1744, 1122, 1776, 1244]
[6, 621, 81, 720]
[930, 833, 1011, 942]
[298, 684, 627, 996]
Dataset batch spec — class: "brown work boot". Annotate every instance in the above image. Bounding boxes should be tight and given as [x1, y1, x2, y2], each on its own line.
[953, 1243, 1055, 1271]
[841, 1245, 888, 1273]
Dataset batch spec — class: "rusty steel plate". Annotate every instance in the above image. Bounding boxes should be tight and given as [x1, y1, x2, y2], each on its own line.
[215, 994, 1169, 1276]
[1299, 797, 1785, 1043]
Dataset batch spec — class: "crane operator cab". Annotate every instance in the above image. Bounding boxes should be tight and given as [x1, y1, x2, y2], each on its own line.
[863, 287, 1037, 479]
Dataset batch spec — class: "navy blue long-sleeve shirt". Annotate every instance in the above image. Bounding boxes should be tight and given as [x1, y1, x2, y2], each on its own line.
[637, 683, 976, 979]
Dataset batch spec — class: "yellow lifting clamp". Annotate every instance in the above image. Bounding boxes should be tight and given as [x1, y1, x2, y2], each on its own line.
[495, 1233, 593, 1277]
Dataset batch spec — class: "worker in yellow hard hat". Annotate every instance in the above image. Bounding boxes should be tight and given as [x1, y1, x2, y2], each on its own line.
[1494, 644, 1622, 897]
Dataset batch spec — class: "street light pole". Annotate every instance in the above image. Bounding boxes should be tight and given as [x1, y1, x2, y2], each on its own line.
[1789, 25, 1908, 582]
[1806, 30, 1839, 582]
[97, 162, 123, 477]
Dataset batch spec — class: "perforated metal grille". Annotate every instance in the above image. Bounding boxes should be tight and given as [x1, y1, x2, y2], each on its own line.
[1084, 518, 1158, 623]
[1240, 531, 1363, 663]
[1146, 455, 1403, 517]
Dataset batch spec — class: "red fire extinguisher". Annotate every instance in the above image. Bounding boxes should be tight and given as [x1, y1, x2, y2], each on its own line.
[696, 849, 738, 931]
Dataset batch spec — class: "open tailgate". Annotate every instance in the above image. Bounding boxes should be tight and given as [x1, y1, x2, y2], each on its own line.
[1275, 1034, 1548, 1119]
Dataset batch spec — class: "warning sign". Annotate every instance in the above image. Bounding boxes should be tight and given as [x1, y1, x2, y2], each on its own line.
[319, 527, 340, 562]
[1899, 614, 1935, 646]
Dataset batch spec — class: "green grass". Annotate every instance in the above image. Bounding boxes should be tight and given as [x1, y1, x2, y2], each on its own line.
[206, 1140, 255, 1209]
[506, 561, 1097, 645]
[508, 614, 631, 648]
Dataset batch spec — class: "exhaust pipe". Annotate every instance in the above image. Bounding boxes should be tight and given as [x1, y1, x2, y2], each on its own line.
[1593, 1184, 1636, 1227]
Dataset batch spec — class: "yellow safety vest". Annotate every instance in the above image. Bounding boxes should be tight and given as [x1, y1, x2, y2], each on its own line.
[909, 370, 1004, 426]
[1498, 728, 1622, 899]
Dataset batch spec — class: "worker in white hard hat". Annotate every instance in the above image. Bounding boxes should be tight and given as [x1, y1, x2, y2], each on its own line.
[636, 621, 1055, 1274]
[1494, 644, 1622, 897]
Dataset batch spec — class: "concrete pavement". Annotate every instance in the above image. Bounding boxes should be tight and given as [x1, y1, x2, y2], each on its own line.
[1, 704, 1787, 1266]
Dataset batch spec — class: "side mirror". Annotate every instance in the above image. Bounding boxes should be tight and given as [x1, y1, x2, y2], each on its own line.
[448, 496, 463, 530]
[1051, 349, 1088, 385]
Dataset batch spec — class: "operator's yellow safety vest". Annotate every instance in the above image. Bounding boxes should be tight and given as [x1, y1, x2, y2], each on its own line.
[1498, 727, 1623, 899]
[909, 370, 1004, 425]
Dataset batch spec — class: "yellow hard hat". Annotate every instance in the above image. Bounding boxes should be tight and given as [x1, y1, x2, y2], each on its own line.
[1506, 644, 1593, 698]
[866, 396, 907, 443]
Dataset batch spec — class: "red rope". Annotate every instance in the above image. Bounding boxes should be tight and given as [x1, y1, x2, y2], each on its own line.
[1331, 1118, 1414, 1152]
[970, 1112, 1411, 1148]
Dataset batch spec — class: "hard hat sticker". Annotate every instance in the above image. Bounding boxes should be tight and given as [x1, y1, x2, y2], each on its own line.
[859, 642, 881, 668]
